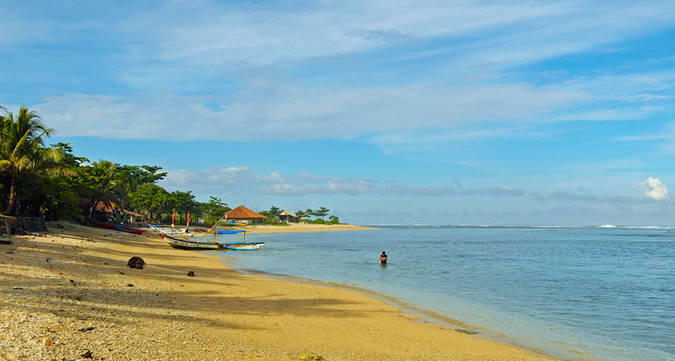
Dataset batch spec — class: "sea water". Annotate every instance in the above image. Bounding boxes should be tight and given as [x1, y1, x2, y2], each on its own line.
[215, 226, 675, 361]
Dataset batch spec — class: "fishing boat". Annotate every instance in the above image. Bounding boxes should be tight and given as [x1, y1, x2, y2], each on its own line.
[220, 241, 264, 251]
[160, 233, 220, 250]
[160, 225, 264, 251]
[148, 224, 194, 237]
[86, 218, 145, 234]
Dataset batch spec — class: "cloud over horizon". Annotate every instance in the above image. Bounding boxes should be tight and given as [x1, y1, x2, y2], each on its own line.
[643, 177, 670, 200]
[161, 166, 664, 206]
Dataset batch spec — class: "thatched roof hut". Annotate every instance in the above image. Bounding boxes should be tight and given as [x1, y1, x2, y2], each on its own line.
[278, 210, 299, 223]
[224, 206, 267, 220]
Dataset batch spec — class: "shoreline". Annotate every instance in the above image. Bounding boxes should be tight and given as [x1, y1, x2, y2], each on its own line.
[221, 259, 561, 361]
[1, 222, 557, 360]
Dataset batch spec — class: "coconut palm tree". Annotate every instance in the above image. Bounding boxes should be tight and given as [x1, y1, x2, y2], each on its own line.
[0, 106, 69, 215]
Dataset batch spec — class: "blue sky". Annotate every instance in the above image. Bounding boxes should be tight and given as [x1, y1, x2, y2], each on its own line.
[2, 0, 675, 225]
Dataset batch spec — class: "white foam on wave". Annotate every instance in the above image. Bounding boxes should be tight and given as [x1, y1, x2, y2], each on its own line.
[599, 224, 617, 228]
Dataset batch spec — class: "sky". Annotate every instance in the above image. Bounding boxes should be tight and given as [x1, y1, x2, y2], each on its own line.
[2, 0, 675, 225]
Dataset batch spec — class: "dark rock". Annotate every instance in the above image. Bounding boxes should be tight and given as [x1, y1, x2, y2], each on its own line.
[127, 283, 134, 287]
[78, 327, 95, 332]
[187, 271, 195, 277]
[127, 256, 145, 269]
[81, 350, 93, 358]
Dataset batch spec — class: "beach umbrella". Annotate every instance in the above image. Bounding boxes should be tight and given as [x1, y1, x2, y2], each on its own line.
[187, 211, 191, 227]
[172, 211, 175, 227]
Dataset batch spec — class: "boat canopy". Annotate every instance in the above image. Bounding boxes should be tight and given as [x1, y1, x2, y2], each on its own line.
[216, 230, 246, 235]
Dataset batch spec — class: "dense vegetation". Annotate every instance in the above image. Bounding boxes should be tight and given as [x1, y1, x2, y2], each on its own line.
[0, 106, 340, 225]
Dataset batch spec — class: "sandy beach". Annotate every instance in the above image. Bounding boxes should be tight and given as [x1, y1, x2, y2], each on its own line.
[0, 223, 556, 361]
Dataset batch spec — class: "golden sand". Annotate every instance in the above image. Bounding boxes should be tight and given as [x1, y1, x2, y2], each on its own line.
[0, 223, 556, 361]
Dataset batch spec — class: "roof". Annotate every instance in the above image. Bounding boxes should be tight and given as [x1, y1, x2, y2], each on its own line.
[95, 201, 115, 213]
[278, 210, 297, 217]
[224, 205, 267, 219]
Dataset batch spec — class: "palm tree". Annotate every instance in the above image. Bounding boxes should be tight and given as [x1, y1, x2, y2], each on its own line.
[0, 106, 70, 215]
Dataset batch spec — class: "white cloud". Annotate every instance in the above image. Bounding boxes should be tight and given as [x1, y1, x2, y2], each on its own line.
[118, 0, 571, 68]
[8, 0, 675, 149]
[110, 0, 675, 73]
[642, 177, 670, 200]
[162, 166, 635, 201]
[32, 80, 584, 141]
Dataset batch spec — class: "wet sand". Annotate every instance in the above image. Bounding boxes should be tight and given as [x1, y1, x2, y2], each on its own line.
[0, 223, 556, 361]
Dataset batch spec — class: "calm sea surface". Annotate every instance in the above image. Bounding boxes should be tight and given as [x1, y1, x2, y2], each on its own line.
[212, 226, 674, 361]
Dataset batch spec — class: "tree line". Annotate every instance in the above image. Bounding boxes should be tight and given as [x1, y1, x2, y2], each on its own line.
[0, 106, 339, 225]
[259, 206, 339, 224]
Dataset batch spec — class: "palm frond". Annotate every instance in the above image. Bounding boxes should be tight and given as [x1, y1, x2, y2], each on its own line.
[0, 159, 11, 171]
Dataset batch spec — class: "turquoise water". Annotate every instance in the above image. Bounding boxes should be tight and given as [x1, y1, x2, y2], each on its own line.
[216, 226, 675, 361]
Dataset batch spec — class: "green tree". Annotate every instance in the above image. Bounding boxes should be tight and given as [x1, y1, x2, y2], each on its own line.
[130, 183, 172, 221]
[0, 106, 71, 215]
[51, 142, 88, 168]
[79, 160, 124, 217]
[171, 190, 198, 223]
[269, 206, 280, 217]
[202, 196, 230, 224]
[328, 215, 339, 224]
[315, 207, 330, 218]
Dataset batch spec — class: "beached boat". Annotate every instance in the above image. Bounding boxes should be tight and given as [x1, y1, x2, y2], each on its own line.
[148, 223, 195, 237]
[86, 218, 145, 234]
[220, 241, 264, 251]
[160, 233, 221, 250]
[160, 227, 264, 251]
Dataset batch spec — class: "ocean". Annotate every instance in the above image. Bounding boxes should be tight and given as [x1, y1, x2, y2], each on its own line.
[213, 226, 675, 361]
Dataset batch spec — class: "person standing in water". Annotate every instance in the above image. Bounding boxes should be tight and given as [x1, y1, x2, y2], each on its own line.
[379, 251, 388, 264]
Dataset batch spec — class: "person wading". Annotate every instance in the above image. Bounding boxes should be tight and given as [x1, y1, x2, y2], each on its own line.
[379, 251, 388, 265]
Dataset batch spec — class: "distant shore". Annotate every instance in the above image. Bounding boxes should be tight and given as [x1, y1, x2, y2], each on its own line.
[243, 223, 376, 234]
[0, 222, 555, 361]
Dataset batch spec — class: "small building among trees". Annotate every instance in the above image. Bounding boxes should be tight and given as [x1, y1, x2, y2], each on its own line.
[278, 210, 299, 223]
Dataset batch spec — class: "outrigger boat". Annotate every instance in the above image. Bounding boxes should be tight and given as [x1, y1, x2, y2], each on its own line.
[159, 227, 264, 251]
[220, 241, 264, 250]
[86, 218, 145, 234]
[159, 233, 221, 250]
[148, 223, 195, 237]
